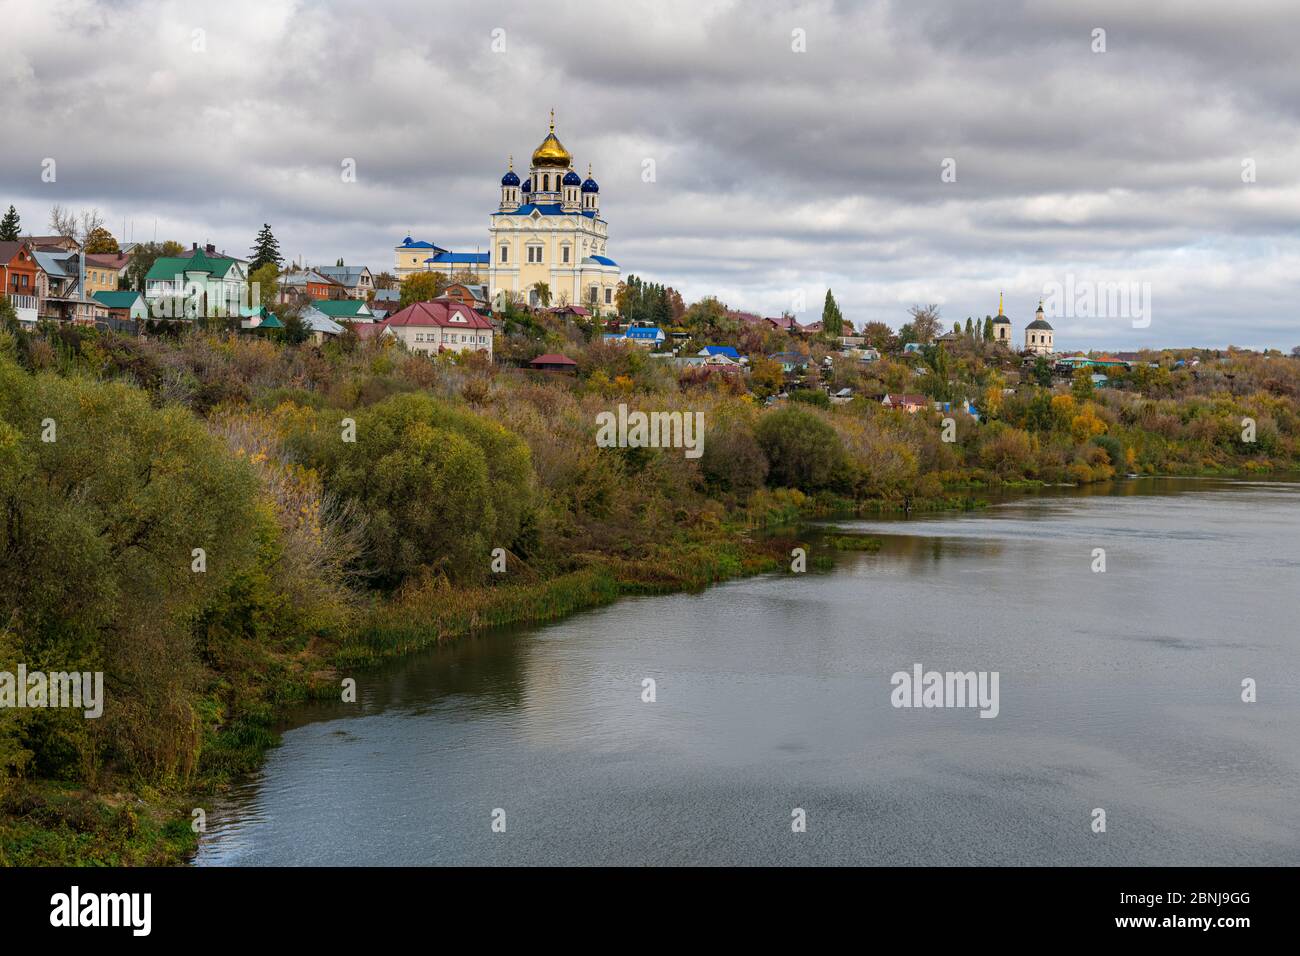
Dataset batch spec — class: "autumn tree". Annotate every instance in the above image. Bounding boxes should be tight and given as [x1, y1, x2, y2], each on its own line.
[83, 226, 120, 254]
[399, 271, 447, 307]
[249, 261, 280, 310]
[861, 321, 896, 352]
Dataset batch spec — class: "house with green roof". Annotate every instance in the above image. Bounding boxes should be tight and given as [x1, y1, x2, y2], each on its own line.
[311, 298, 373, 320]
[239, 305, 283, 332]
[144, 247, 248, 320]
[92, 290, 148, 322]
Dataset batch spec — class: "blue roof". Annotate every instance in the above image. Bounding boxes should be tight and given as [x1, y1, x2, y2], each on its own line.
[400, 237, 443, 250]
[505, 203, 597, 218]
[562, 170, 581, 186]
[626, 326, 664, 339]
[424, 252, 490, 264]
[702, 345, 740, 358]
[582, 177, 599, 193]
[501, 169, 520, 186]
[589, 254, 617, 266]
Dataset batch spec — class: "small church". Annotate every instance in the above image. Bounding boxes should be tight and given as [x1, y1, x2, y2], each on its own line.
[989, 293, 1054, 354]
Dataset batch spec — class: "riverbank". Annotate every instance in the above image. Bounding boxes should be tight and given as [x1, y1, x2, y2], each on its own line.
[1, 495, 860, 866]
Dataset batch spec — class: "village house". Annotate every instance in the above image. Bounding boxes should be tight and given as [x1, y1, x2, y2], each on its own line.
[881, 393, 929, 413]
[529, 352, 578, 372]
[82, 253, 124, 297]
[144, 247, 248, 320]
[278, 269, 345, 305]
[0, 241, 41, 323]
[311, 298, 373, 322]
[24, 235, 80, 253]
[31, 249, 104, 324]
[92, 290, 148, 330]
[382, 298, 494, 357]
[315, 265, 375, 301]
[604, 325, 665, 348]
[443, 282, 491, 313]
[299, 307, 345, 344]
[768, 351, 809, 374]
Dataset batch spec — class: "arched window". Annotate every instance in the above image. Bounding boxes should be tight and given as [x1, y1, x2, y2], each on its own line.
[542, 174, 549, 191]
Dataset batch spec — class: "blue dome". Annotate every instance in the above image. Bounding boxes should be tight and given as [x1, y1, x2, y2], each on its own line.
[562, 170, 581, 186]
[581, 177, 599, 193]
[501, 169, 520, 186]
[522, 178, 531, 192]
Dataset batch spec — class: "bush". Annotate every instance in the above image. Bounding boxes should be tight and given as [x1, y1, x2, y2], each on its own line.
[755, 406, 847, 492]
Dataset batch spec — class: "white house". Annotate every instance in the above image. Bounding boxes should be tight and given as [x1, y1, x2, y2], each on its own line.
[382, 298, 494, 358]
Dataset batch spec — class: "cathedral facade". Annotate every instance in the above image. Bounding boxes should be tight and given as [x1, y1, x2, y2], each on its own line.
[395, 114, 620, 313]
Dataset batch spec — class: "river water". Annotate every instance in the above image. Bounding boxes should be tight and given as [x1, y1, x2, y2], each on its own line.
[196, 477, 1300, 866]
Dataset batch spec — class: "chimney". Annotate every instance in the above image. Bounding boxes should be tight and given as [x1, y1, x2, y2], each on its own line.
[192, 242, 197, 251]
[206, 243, 216, 255]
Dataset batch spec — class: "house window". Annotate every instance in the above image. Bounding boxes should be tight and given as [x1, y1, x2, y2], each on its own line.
[500, 245, 508, 263]
[605, 288, 612, 304]
[562, 246, 570, 263]
[527, 246, 543, 264]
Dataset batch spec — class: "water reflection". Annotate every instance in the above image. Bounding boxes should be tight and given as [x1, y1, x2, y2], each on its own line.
[196, 477, 1300, 867]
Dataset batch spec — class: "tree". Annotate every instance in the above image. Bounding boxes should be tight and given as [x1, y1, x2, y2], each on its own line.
[749, 357, 785, 399]
[1071, 365, 1095, 400]
[983, 316, 994, 342]
[861, 321, 896, 351]
[908, 304, 941, 345]
[374, 271, 398, 291]
[83, 226, 120, 254]
[821, 289, 844, 338]
[0, 205, 20, 241]
[285, 392, 535, 587]
[399, 271, 446, 307]
[0, 356, 266, 784]
[965, 317, 974, 338]
[123, 240, 184, 292]
[533, 282, 552, 308]
[281, 309, 310, 345]
[1033, 355, 1053, 387]
[249, 262, 280, 310]
[249, 223, 283, 271]
[755, 407, 847, 492]
[48, 204, 78, 239]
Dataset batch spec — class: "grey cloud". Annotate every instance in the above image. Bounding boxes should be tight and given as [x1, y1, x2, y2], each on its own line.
[1, 0, 1297, 348]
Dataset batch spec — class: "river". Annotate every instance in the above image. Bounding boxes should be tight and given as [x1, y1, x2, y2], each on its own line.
[195, 477, 1300, 866]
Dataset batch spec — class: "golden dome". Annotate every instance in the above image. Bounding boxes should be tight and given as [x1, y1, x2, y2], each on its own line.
[531, 109, 572, 168]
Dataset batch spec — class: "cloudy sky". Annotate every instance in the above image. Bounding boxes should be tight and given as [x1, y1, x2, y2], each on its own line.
[3, 0, 1298, 348]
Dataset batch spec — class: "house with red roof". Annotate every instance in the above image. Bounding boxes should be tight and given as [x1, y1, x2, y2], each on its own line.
[382, 297, 494, 358]
[529, 352, 578, 372]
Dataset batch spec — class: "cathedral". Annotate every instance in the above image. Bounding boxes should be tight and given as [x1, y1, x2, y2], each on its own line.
[395, 113, 621, 313]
